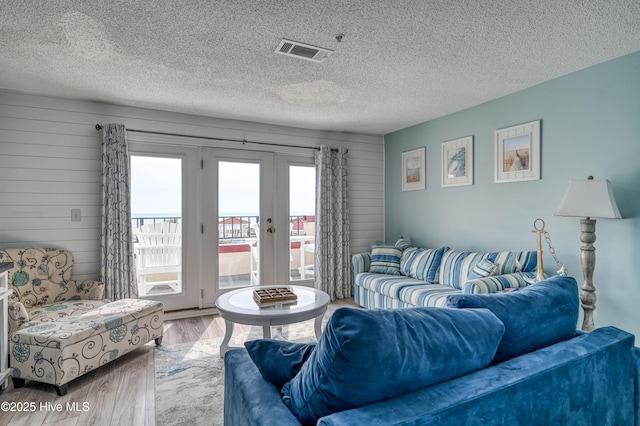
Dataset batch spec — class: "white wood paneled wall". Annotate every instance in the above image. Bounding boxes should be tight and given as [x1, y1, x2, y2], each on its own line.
[0, 91, 384, 280]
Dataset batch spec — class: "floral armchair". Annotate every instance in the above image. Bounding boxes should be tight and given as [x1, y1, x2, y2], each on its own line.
[0, 248, 106, 335]
[0, 247, 163, 396]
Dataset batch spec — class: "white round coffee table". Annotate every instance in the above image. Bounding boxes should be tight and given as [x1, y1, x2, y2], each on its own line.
[215, 285, 330, 356]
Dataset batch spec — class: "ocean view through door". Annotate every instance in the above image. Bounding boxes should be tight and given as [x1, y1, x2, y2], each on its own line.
[129, 143, 200, 312]
[130, 155, 183, 298]
[129, 140, 315, 312]
[201, 149, 275, 307]
[217, 160, 264, 289]
[202, 148, 316, 307]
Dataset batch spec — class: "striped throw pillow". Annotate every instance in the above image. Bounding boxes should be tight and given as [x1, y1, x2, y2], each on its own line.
[490, 251, 538, 274]
[369, 246, 403, 275]
[463, 272, 538, 294]
[467, 259, 497, 280]
[394, 237, 413, 252]
[400, 247, 449, 282]
[439, 250, 490, 289]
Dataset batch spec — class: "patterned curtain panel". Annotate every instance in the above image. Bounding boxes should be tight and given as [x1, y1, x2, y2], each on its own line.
[314, 146, 351, 300]
[100, 124, 137, 299]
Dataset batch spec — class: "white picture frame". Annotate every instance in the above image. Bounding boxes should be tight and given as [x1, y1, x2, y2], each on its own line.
[442, 136, 473, 187]
[494, 120, 541, 183]
[402, 147, 426, 191]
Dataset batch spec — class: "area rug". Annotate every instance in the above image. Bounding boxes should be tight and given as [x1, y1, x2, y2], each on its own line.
[155, 321, 320, 425]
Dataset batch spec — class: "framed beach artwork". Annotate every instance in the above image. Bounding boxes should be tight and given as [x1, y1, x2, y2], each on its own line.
[494, 120, 541, 183]
[401, 147, 425, 191]
[441, 136, 473, 187]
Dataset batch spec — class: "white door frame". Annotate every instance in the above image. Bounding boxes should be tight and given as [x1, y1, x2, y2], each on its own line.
[129, 133, 316, 312]
[275, 155, 316, 286]
[201, 148, 276, 307]
[128, 141, 201, 312]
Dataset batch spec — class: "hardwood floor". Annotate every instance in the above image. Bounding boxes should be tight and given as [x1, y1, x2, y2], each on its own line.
[0, 298, 357, 426]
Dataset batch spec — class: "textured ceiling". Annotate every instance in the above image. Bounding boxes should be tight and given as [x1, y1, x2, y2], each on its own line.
[1, 1, 639, 135]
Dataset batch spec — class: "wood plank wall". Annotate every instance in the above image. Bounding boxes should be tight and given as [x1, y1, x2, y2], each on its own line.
[0, 91, 384, 280]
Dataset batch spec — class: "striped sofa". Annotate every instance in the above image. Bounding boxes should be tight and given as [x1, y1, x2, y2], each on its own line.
[353, 239, 539, 309]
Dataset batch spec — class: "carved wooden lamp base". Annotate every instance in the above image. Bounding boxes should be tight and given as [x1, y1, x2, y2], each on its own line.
[579, 218, 597, 332]
[555, 176, 622, 332]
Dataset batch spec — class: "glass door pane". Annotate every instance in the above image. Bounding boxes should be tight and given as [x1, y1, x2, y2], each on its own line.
[289, 165, 316, 281]
[218, 161, 261, 289]
[130, 155, 182, 297]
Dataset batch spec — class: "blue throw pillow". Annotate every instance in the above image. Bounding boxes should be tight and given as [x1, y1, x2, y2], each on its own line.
[281, 306, 505, 424]
[244, 340, 317, 389]
[445, 275, 579, 363]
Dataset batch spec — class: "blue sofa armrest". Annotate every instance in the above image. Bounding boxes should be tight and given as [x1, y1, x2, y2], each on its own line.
[318, 327, 636, 426]
[224, 348, 302, 426]
[352, 252, 371, 277]
[462, 272, 540, 294]
[634, 347, 640, 426]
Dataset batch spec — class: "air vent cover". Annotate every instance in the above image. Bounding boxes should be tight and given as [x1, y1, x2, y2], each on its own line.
[275, 39, 333, 63]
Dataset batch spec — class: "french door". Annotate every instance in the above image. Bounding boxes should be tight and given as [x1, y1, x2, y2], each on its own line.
[201, 148, 316, 308]
[129, 139, 315, 312]
[129, 142, 200, 311]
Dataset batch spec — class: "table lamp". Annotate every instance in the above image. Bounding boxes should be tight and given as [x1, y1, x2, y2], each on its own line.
[554, 176, 621, 331]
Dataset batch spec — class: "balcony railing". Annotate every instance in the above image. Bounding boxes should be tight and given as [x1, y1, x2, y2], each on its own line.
[133, 216, 181, 229]
[133, 215, 313, 239]
[132, 215, 315, 296]
[218, 215, 257, 240]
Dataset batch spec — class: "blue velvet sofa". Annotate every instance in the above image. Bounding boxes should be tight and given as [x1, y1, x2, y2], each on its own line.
[224, 276, 640, 425]
[352, 239, 540, 309]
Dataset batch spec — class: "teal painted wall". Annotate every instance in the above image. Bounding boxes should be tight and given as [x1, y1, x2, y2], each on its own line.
[384, 51, 640, 337]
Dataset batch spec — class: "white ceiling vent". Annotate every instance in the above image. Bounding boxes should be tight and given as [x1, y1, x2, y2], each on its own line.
[275, 39, 334, 63]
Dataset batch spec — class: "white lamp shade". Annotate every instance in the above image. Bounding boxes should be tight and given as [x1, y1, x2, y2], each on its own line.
[555, 179, 622, 219]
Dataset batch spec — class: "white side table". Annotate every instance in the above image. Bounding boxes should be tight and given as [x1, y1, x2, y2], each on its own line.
[0, 262, 14, 391]
[215, 285, 330, 357]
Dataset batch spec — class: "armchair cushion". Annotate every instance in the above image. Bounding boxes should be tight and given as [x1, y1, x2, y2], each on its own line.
[446, 275, 579, 363]
[11, 299, 159, 347]
[9, 299, 163, 391]
[281, 306, 505, 424]
[15, 300, 109, 340]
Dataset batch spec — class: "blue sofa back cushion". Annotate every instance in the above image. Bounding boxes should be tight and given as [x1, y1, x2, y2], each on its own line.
[281, 306, 505, 424]
[244, 340, 317, 390]
[445, 275, 579, 364]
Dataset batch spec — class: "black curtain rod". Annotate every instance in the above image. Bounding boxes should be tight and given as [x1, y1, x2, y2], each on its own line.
[95, 124, 346, 153]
